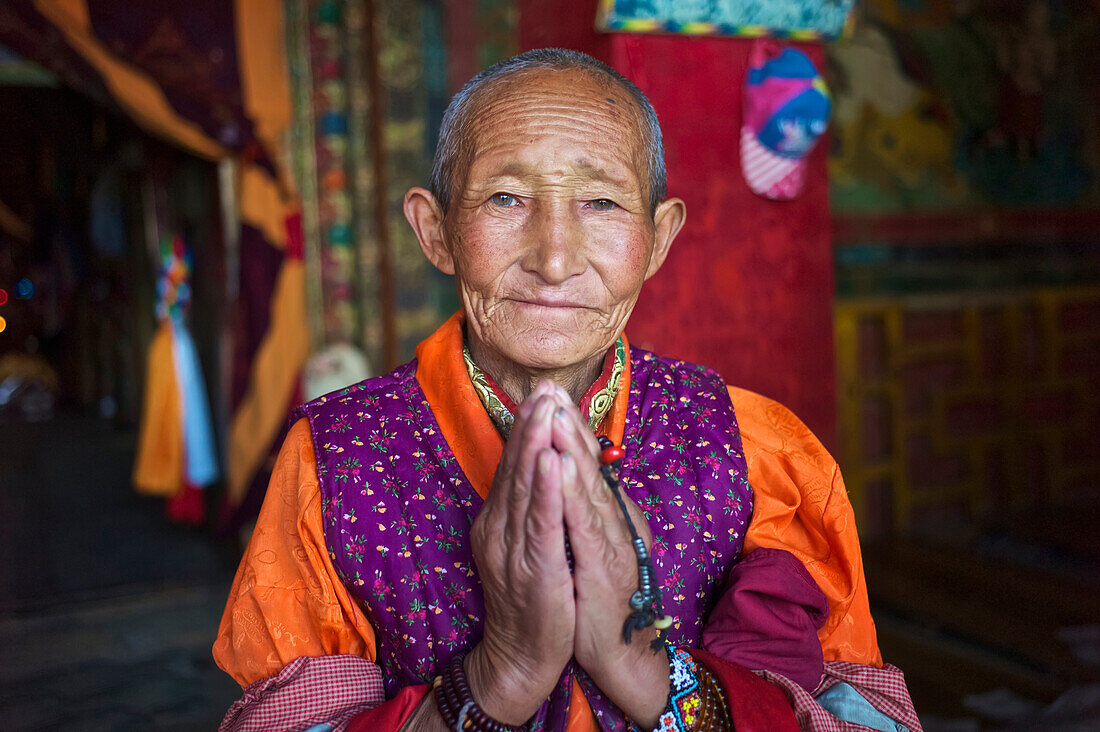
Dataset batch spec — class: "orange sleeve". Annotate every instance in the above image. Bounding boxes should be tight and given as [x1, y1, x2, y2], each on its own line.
[213, 418, 377, 687]
[730, 386, 883, 667]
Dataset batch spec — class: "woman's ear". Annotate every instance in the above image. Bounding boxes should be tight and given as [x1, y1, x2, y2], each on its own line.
[403, 187, 454, 275]
[646, 197, 686, 280]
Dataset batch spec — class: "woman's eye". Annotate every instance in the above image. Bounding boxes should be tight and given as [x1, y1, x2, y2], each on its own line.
[489, 193, 517, 207]
[590, 198, 617, 211]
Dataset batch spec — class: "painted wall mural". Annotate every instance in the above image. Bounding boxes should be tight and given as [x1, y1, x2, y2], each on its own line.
[828, 0, 1100, 213]
[597, 0, 856, 39]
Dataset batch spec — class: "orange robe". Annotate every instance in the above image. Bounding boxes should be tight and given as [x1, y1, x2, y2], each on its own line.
[214, 314, 881, 727]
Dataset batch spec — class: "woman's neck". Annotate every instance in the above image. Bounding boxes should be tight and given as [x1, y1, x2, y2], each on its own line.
[467, 335, 605, 406]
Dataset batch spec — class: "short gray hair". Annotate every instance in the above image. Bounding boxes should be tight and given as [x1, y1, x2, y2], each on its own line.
[429, 48, 667, 216]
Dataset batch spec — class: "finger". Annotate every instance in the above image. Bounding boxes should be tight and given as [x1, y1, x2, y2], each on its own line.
[495, 381, 553, 492]
[549, 387, 600, 458]
[551, 410, 602, 481]
[557, 413, 646, 560]
[513, 394, 557, 495]
[524, 448, 567, 568]
[503, 395, 557, 545]
[495, 389, 554, 500]
[560, 451, 608, 559]
[619, 488, 652, 544]
[562, 452, 645, 615]
[552, 407, 617, 522]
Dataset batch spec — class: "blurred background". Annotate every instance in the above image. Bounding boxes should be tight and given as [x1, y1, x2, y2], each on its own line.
[0, 0, 1096, 729]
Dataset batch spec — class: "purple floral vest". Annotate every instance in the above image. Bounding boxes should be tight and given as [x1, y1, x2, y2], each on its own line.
[293, 347, 753, 731]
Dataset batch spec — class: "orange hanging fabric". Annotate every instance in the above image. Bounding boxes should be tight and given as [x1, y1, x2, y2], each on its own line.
[132, 321, 183, 496]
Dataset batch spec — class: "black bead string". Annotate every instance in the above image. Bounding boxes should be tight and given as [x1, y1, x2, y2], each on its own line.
[596, 435, 671, 652]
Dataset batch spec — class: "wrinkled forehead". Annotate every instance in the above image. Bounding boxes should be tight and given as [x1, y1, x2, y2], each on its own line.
[459, 68, 650, 185]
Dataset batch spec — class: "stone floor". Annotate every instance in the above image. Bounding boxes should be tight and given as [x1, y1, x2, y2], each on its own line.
[861, 502, 1100, 729]
[0, 585, 240, 730]
[0, 415, 240, 730]
[0, 417, 237, 610]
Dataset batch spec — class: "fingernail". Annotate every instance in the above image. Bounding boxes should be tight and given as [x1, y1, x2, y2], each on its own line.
[555, 406, 566, 420]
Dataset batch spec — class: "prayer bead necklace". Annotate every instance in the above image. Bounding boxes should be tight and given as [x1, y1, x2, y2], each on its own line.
[598, 436, 674, 651]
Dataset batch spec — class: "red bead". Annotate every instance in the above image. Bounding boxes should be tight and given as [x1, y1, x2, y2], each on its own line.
[600, 445, 625, 465]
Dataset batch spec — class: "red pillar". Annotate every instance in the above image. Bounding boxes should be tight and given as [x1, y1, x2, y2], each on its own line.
[519, 2, 837, 446]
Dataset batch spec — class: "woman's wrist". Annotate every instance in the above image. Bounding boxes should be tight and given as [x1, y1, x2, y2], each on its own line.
[625, 646, 733, 732]
[464, 643, 550, 726]
[583, 630, 671, 729]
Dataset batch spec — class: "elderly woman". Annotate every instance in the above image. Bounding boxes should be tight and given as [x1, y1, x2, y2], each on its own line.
[214, 49, 917, 732]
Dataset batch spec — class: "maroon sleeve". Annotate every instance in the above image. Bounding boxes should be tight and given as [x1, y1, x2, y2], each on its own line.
[702, 547, 829, 691]
[690, 648, 799, 732]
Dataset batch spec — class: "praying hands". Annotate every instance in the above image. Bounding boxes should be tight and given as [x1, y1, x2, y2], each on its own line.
[403, 381, 669, 731]
[471, 381, 668, 728]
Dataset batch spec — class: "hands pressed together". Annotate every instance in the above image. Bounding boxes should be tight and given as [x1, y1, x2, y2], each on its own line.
[464, 381, 671, 728]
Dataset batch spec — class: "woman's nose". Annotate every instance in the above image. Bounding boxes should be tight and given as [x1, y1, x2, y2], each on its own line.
[520, 202, 587, 285]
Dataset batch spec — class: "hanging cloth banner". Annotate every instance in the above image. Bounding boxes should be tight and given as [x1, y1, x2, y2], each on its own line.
[133, 235, 219, 502]
[171, 319, 220, 487]
[596, 0, 856, 41]
[1, 1, 309, 520]
[133, 322, 183, 496]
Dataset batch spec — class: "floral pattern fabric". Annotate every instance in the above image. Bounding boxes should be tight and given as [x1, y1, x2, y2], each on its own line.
[293, 346, 754, 731]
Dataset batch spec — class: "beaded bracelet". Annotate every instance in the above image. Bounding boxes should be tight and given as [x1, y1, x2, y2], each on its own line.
[434, 654, 527, 732]
[628, 645, 733, 732]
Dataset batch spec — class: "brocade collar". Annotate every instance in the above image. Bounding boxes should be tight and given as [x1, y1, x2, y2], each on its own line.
[461, 337, 626, 439]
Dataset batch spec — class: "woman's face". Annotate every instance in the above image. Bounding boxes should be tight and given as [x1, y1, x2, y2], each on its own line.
[438, 70, 680, 372]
